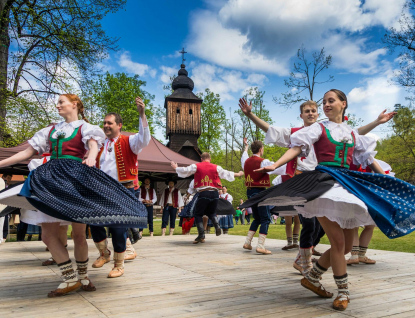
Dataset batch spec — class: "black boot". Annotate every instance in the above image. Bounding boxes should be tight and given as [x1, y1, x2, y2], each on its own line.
[210, 216, 222, 236]
[193, 222, 205, 244]
[130, 228, 142, 242]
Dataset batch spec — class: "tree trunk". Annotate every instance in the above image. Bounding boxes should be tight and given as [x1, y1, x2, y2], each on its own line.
[0, 0, 11, 143]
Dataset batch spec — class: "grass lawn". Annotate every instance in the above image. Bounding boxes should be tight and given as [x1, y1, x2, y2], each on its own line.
[6, 218, 415, 253]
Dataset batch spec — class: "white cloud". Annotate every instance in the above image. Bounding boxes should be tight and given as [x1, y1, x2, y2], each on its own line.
[348, 69, 404, 120]
[188, 0, 406, 75]
[117, 51, 156, 78]
[189, 61, 268, 100]
[160, 66, 178, 84]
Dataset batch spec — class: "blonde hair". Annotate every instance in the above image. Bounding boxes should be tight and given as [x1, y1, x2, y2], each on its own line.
[299, 100, 318, 114]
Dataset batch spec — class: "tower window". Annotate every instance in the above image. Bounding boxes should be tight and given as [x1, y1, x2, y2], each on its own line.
[176, 108, 180, 114]
[189, 109, 193, 115]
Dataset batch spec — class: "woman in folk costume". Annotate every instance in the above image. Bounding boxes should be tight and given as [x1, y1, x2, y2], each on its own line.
[0, 94, 147, 298]
[244, 89, 413, 311]
[179, 179, 196, 235]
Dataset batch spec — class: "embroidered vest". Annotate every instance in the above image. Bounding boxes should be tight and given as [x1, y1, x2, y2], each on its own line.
[313, 123, 355, 169]
[244, 156, 270, 188]
[140, 186, 154, 200]
[164, 188, 179, 208]
[96, 135, 139, 182]
[48, 125, 86, 162]
[281, 127, 304, 182]
[194, 162, 222, 189]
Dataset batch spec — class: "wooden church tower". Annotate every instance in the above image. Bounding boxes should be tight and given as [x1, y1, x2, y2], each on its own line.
[165, 62, 202, 161]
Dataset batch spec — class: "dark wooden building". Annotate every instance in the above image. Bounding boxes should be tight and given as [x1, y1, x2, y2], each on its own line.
[165, 64, 202, 162]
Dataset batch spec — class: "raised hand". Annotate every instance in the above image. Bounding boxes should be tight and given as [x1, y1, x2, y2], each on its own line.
[243, 137, 248, 146]
[171, 161, 178, 170]
[135, 96, 145, 115]
[377, 109, 397, 124]
[238, 98, 252, 115]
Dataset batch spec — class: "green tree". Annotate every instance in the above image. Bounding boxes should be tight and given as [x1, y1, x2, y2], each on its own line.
[83, 72, 155, 133]
[0, 0, 126, 142]
[197, 88, 226, 153]
[376, 106, 415, 183]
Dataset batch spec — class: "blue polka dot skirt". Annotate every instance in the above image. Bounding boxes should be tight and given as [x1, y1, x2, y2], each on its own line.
[19, 159, 148, 228]
[316, 165, 415, 239]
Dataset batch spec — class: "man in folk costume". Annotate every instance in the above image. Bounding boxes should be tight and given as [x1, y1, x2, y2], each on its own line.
[171, 152, 243, 244]
[159, 180, 184, 236]
[241, 138, 285, 254]
[90, 96, 150, 278]
[239, 98, 393, 274]
[138, 177, 157, 237]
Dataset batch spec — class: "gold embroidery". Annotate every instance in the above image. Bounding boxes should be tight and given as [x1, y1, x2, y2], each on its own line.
[245, 175, 254, 187]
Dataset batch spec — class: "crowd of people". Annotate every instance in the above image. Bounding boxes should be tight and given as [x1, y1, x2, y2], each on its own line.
[0, 89, 414, 313]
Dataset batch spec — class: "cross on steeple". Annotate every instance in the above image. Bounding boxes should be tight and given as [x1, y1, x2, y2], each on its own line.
[179, 47, 187, 64]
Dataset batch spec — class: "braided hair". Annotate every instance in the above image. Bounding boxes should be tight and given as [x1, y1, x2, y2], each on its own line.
[61, 94, 90, 123]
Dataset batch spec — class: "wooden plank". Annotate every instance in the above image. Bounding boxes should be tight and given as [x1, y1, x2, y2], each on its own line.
[1, 235, 414, 317]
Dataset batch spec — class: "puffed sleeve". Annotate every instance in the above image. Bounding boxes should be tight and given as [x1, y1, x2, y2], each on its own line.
[264, 126, 292, 148]
[176, 164, 197, 178]
[81, 123, 106, 150]
[290, 123, 322, 157]
[28, 126, 53, 155]
[217, 166, 235, 182]
[352, 131, 377, 169]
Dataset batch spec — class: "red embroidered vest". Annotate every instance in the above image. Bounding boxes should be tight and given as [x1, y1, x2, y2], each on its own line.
[313, 123, 355, 169]
[140, 186, 154, 200]
[194, 162, 222, 189]
[48, 125, 86, 162]
[244, 156, 270, 188]
[96, 135, 139, 182]
[164, 188, 179, 208]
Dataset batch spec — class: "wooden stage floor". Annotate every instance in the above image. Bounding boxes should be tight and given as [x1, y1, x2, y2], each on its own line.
[1, 235, 414, 318]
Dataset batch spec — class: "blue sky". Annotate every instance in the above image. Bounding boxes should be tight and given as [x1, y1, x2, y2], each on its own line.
[100, 0, 408, 141]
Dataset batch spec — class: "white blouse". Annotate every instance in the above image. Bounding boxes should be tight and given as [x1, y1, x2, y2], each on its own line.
[290, 121, 377, 168]
[264, 125, 318, 172]
[28, 120, 105, 154]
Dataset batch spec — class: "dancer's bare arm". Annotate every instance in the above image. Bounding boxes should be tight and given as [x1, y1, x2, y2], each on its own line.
[357, 110, 396, 135]
[369, 160, 386, 175]
[83, 139, 99, 167]
[254, 147, 302, 173]
[238, 98, 269, 132]
[0, 146, 37, 168]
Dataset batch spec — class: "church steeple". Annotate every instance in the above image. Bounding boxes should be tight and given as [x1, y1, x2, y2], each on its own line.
[164, 57, 202, 162]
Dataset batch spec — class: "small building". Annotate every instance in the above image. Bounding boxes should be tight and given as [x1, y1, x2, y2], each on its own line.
[165, 64, 202, 162]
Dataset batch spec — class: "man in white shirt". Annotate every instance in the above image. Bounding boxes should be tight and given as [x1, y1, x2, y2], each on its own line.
[219, 186, 235, 234]
[172, 152, 243, 243]
[138, 177, 157, 237]
[159, 180, 184, 236]
[90, 96, 150, 278]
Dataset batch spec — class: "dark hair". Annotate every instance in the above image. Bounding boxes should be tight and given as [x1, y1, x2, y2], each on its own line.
[250, 140, 263, 154]
[326, 89, 348, 121]
[61, 94, 89, 123]
[222, 186, 227, 189]
[201, 152, 211, 161]
[105, 112, 123, 126]
[2, 173, 12, 178]
[299, 100, 318, 114]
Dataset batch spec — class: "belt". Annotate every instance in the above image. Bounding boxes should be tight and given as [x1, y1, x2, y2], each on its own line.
[197, 188, 218, 193]
[122, 181, 135, 189]
[247, 186, 267, 190]
[166, 204, 174, 206]
[146, 204, 153, 207]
